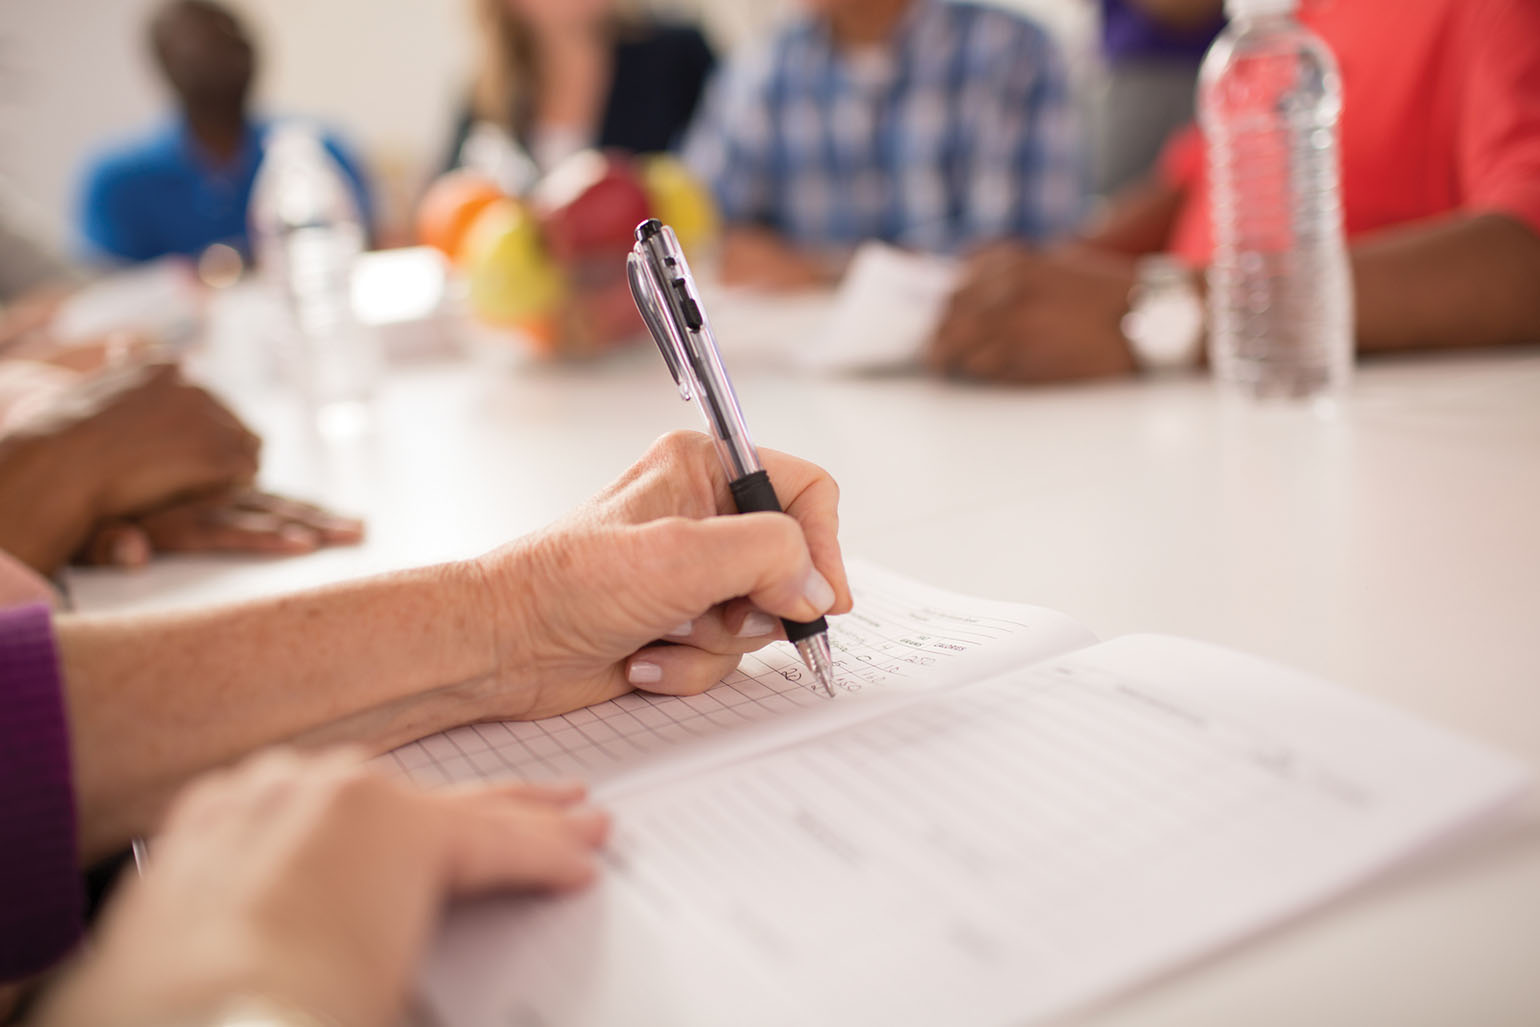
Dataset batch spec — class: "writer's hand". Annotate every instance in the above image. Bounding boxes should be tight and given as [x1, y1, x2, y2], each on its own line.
[34, 749, 608, 1027]
[929, 244, 1139, 383]
[719, 227, 838, 291]
[78, 488, 365, 568]
[475, 430, 853, 718]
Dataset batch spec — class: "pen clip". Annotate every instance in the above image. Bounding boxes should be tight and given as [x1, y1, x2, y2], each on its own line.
[627, 249, 692, 401]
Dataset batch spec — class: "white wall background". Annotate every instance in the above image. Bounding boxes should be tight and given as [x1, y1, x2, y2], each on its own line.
[0, 0, 1093, 250]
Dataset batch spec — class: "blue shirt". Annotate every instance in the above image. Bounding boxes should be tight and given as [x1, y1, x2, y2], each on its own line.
[76, 118, 373, 264]
[684, 0, 1085, 255]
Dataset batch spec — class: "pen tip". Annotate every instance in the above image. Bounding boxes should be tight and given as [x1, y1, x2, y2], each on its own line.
[795, 635, 836, 698]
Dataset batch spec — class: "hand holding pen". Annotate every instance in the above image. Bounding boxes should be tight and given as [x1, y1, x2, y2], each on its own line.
[628, 219, 840, 696]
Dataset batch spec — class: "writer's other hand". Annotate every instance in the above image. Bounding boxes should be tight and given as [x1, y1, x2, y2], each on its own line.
[34, 750, 608, 1027]
[929, 243, 1140, 383]
[78, 488, 365, 568]
[477, 430, 853, 718]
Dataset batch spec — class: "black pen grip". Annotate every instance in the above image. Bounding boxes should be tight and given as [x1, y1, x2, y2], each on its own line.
[728, 470, 829, 644]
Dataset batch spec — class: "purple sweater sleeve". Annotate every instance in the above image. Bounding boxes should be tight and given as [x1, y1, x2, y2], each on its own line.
[0, 603, 81, 980]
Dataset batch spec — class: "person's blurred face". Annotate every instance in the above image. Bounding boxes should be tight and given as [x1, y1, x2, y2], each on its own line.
[154, 2, 255, 110]
[504, 0, 614, 33]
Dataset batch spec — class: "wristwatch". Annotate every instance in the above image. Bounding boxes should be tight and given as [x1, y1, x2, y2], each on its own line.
[1120, 256, 1205, 372]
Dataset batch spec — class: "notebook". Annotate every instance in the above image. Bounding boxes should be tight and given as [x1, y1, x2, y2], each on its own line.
[397, 562, 1529, 1027]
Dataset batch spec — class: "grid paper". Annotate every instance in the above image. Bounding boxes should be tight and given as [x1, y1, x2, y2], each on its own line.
[385, 567, 1049, 787]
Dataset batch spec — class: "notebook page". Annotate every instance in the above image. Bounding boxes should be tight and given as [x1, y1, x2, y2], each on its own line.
[384, 560, 1093, 788]
[420, 634, 1529, 1027]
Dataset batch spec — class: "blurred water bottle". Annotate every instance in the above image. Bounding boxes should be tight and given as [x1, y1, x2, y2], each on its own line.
[250, 123, 380, 434]
[1199, 0, 1352, 404]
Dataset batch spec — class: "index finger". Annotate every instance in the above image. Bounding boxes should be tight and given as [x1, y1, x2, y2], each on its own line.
[756, 446, 853, 616]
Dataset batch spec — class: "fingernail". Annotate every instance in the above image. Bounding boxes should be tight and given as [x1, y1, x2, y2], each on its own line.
[664, 621, 693, 638]
[802, 568, 836, 614]
[628, 660, 663, 685]
[736, 610, 777, 637]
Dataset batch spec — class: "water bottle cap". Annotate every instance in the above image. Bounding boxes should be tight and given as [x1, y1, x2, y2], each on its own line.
[1224, 0, 1296, 17]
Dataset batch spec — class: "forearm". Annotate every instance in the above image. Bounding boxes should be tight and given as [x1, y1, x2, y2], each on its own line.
[1351, 213, 1540, 351]
[1076, 175, 1185, 257]
[56, 561, 499, 861]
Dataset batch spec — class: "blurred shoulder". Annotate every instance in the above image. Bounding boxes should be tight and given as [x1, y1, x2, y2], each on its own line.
[707, 14, 815, 97]
[79, 125, 181, 193]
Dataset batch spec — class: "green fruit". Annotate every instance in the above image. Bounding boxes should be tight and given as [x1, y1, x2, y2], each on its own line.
[460, 198, 565, 324]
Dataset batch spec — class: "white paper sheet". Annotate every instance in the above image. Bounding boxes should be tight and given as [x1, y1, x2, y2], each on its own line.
[699, 243, 959, 374]
[420, 634, 1528, 1027]
[799, 243, 960, 373]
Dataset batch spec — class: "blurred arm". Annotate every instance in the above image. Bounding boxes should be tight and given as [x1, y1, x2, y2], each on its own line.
[1077, 190, 1540, 348]
[1076, 173, 1187, 256]
[1352, 213, 1540, 351]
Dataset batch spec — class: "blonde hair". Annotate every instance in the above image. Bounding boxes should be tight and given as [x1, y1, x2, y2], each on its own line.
[469, 0, 638, 134]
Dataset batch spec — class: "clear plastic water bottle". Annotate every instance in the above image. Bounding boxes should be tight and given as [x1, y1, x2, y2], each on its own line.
[249, 123, 380, 434]
[1199, 0, 1352, 404]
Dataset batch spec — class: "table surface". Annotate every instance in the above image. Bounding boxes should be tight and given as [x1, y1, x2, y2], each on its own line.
[68, 332, 1540, 1027]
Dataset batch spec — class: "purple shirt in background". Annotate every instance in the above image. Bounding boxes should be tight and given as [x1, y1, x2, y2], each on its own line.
[1100, 0, 1224, 62]
[0, 604, 82, 979]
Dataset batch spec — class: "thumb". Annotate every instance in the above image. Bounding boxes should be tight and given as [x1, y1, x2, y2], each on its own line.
[636, 513, 837, 625]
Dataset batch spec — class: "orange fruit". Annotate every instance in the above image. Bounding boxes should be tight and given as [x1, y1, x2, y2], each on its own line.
[415, 170, 505, 261]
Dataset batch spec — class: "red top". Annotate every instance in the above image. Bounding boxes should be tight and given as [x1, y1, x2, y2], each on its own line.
[1162, 0, 1540, 265]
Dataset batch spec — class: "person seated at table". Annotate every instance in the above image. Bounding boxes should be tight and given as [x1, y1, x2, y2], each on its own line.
[0, 431, 851, 1022]
[684, 0, 1085, 290]
[74, 0, 372, 265]
[928, 0, 1540, 382]
[0, 356, 362, 585]
[443, 0, 716, 175]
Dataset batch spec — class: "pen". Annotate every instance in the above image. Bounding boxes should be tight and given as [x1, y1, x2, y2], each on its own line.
[626, 218, 836, 698]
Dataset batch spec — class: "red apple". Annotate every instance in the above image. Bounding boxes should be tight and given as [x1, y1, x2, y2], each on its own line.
[531, 149, 653, 263]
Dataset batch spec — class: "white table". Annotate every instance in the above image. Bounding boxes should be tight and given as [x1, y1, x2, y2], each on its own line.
[69, 341, 1540, 1027]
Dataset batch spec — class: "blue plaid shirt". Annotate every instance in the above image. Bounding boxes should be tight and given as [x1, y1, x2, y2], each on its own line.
[684, 0, 1085, 256]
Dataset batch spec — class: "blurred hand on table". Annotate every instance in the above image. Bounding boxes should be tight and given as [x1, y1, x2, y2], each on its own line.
[78, 488, 365, 569]
[929, 243, 1140, 383]
[0, 358, 359, 576]
[34, 749, 608, 1027]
